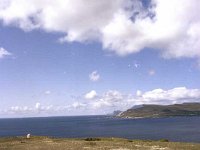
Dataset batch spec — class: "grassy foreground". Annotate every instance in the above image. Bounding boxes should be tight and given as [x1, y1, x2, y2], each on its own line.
[0, 136, 199, 150]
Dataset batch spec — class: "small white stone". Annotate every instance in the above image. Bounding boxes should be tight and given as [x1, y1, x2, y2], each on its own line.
[26, 134, 31, 139]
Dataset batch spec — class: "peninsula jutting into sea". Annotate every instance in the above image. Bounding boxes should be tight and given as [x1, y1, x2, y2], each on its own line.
[115, 103, 200, 118]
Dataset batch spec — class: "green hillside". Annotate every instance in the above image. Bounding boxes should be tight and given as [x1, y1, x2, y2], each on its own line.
[118, 103, 200, 118]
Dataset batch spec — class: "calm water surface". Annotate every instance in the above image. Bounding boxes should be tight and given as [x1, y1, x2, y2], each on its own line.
[0, 116, 200, 142]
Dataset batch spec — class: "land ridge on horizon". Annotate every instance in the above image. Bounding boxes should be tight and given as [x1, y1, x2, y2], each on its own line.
[115, 102, 200, 118]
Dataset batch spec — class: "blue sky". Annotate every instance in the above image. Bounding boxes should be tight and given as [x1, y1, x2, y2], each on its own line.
[0, 0, 200, 117]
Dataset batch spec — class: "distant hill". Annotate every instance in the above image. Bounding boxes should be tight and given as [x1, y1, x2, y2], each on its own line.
[117, 103, 200, 118]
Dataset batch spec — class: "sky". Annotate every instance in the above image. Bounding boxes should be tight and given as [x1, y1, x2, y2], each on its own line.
[0, 0, 200, 118]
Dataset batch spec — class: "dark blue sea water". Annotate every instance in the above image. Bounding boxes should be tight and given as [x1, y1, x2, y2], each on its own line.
[0, 116, 200, 142]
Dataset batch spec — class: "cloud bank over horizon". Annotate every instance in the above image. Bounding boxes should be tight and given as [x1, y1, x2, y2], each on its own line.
[0, 0, 200, 59]
[1, 87, 200, 117]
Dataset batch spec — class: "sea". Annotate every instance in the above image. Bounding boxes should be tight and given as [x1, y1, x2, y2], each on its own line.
[0, 116, 200, 143]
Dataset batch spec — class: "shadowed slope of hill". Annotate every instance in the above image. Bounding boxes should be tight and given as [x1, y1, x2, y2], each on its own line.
[118, 103, 200, 118]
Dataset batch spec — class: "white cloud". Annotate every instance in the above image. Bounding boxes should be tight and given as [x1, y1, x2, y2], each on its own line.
[85, 90, 97, 100]
[0, 47, 12, 59]
[10, 106, 31, 113]
[140, 87, 200, 103]
[148, 69, 155, 76]
[0, 0, 123, 36]
[0, 0, 199, 60]
[91, 99, 112, 109]
[89, 71, 100, 82]
[88, 90, 128, 111]
[44, 90, 51, 95]
[134, 63, 140, 68]
[102, 0, 200, 58]
[102, 90, 123, 102]
[136, 90, 142, 97]
[71, 102, 86, 109]
[35, 102, 41, 110]
[8, 102, 53, 114]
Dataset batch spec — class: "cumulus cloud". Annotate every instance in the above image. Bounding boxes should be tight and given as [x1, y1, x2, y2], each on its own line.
[71, 102, 86, 109]
[91, 99, 112, 109]
[102, 90, 123, 102]
[89, 71, 100, 82]
[0, 0, 199, 60]
[0, 0, 123, 36]
[102, 0, 200, 58]
[136, 90, 142, 97]
[35, 102, 41, 110]
[88, 90, 130, 111]
[91, 91, 123, 110]
[139, 87, 200, 104]
[84, 90, 97, 100]
[0, 47, 12, 59]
